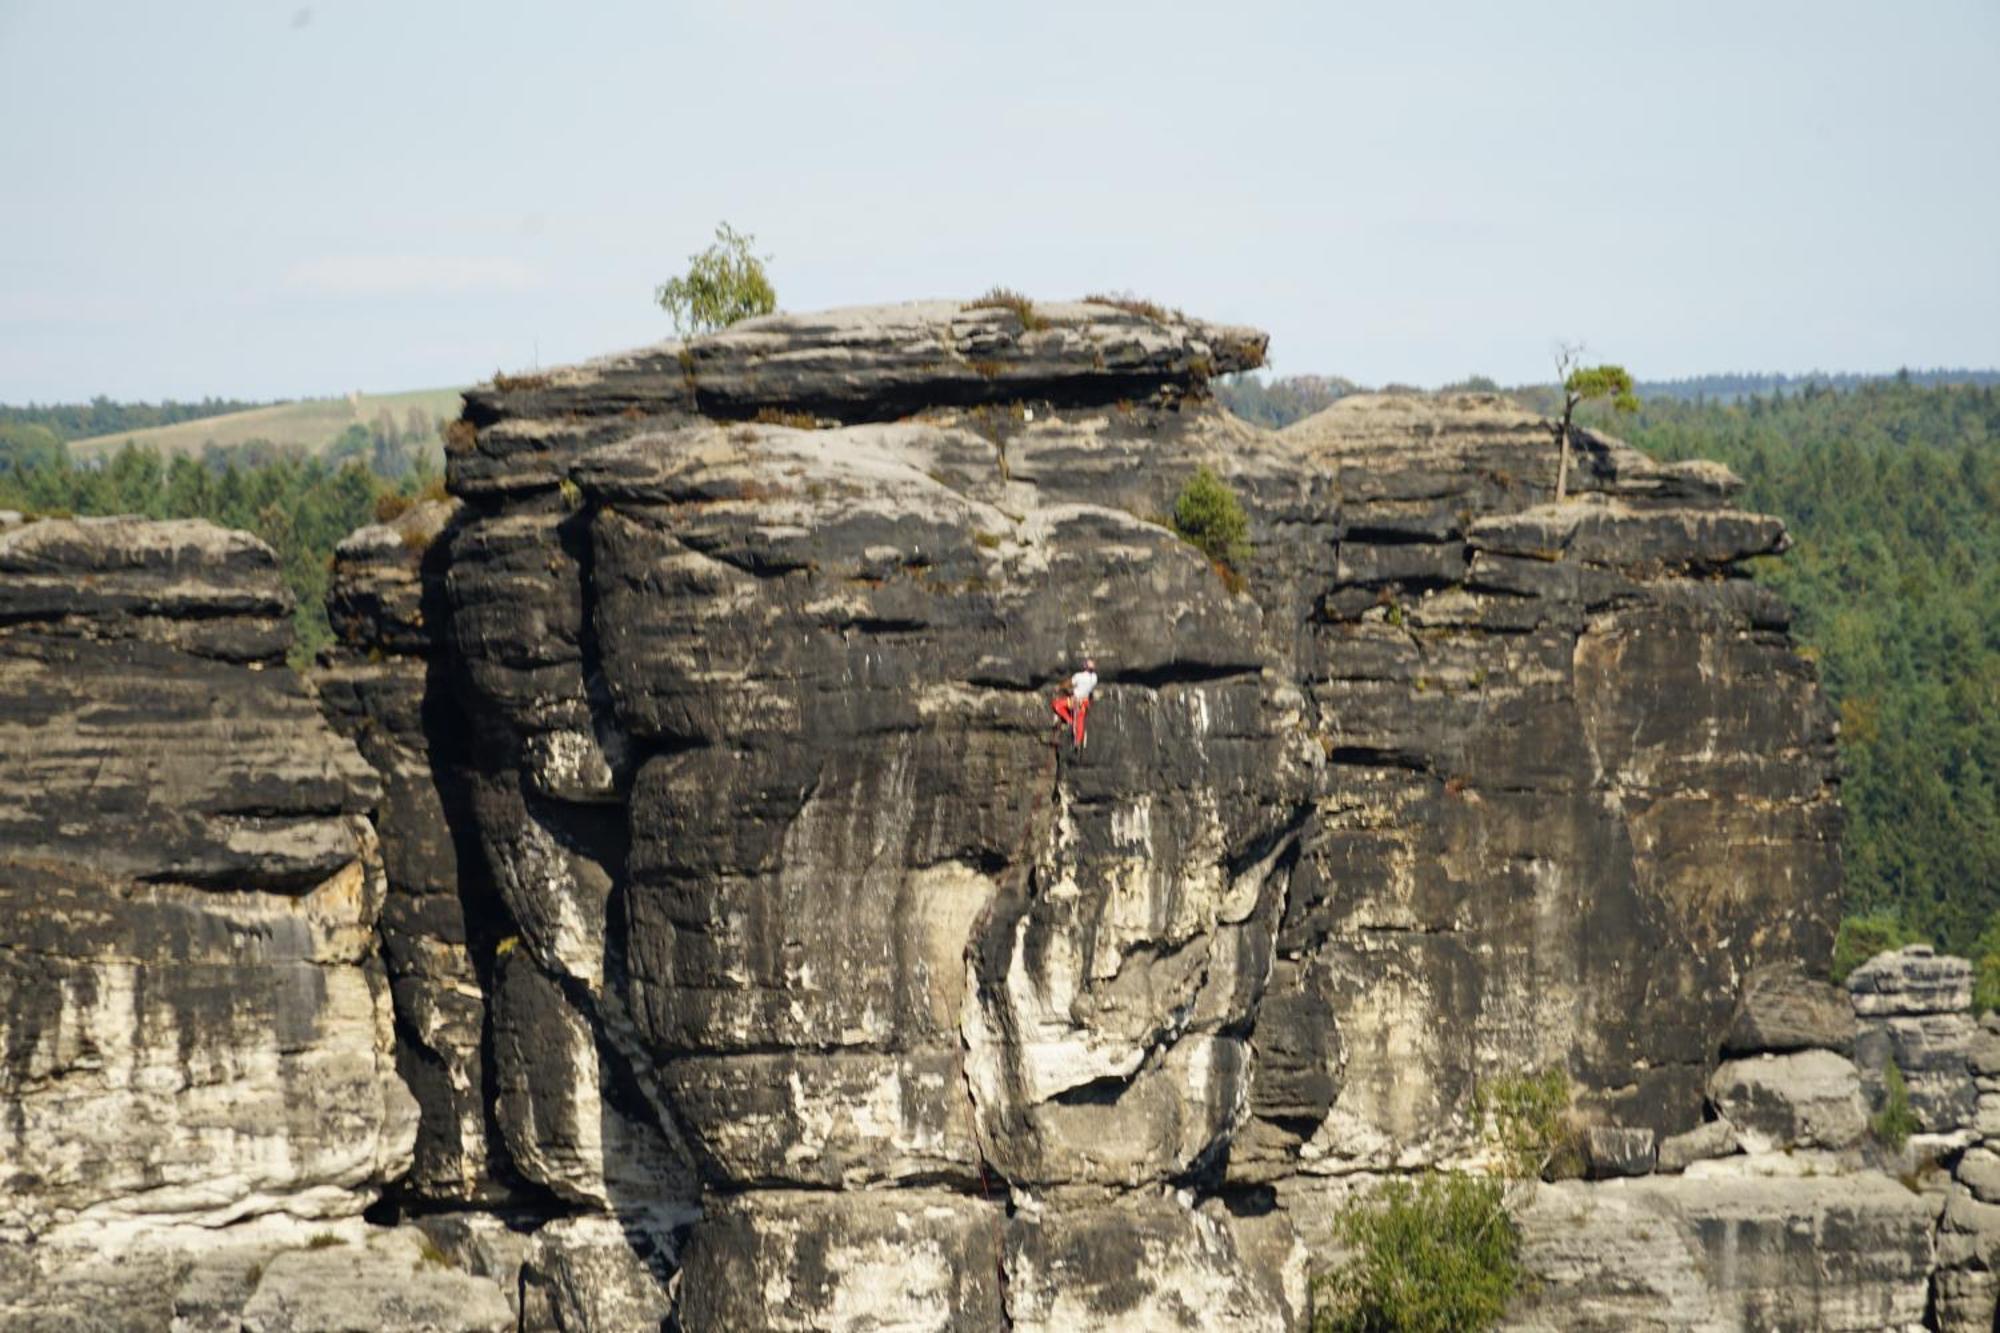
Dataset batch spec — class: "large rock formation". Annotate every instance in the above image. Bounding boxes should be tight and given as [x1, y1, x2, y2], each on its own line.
[0, 299, 1957, 1329]
[0, 515, 440, 1321]
[432, 300, 1847, 1327]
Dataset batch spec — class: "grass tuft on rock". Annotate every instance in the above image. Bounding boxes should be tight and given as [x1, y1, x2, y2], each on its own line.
[1083, 291, 1182, 324]
[1870, 1060, 1920, 1151]
[967, 287, 1048, 332]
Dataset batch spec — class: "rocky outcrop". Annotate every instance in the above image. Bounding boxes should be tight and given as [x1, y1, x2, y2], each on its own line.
[0, 517, 442, 1317]
[1511, 1173, 1935, 1331]
[0, 300, 1938, 1329]
[1851, 945, 1980, 1139]
[430, 302, 1847, 1327]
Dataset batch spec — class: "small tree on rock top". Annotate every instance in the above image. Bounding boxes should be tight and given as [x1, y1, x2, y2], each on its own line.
[655, 222, 777, 336]
[1551, 344, 1638, 501]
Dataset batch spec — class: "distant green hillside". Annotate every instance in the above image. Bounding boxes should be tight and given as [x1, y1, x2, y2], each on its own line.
[68, 387, 465, 459]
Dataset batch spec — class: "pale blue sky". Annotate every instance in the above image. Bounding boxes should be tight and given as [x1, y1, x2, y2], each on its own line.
[3, 1, 1996, 400]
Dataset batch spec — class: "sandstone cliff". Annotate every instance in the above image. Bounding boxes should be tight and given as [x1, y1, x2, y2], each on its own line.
[0, 302, 1986, 1331]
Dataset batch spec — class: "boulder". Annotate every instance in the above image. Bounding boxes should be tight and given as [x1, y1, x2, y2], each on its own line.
[1848, 946, 1980, 1135]
[1709, 1051, 1869, 1153]
[1511, 1174, 1935, 1331]
[674, 1189, 1005, 1331]
[1848, 944, 1973, 1016]
[1582, 1126, 1658, 1179]
[1934, 1184, 2000, 1332]
[1724, 963, 1857, 1056]
[1957, 1146, 2000, 1204]
[239, 1228, 515, 1333]
[519, 1214, 682, 1333]
[1656, 1119, 1740, 1173]
[1006, 1192, 1291, 1332]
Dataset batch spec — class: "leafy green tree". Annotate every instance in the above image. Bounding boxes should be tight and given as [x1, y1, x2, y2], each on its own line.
[1552, 346, 1638, 500]
[1833, 910, 1924, 982]
[0, 422, 67, 474]
[655, 222, 777, 336]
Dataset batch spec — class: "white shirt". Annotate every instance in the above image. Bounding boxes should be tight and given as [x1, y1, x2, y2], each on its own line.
[1070, 669, 1098, 702]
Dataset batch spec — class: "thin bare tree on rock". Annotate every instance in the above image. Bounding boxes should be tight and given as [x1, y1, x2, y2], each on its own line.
[1551, 343, 1639, 501]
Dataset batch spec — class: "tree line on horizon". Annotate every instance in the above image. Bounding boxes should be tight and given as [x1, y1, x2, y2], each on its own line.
[0, 437, 439, 666]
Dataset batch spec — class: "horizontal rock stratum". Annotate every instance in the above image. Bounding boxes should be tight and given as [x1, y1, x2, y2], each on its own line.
[0, 299, 1975, 1330]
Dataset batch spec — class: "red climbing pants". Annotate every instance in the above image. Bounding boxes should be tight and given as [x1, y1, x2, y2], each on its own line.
[1052, 694, 1090, 746]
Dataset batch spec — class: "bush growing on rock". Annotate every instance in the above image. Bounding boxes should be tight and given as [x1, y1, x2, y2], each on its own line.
[1870, 1060, 1920, 1151]
[655, 222, 776, 336]
[1171, 466, 1250, 579]
[1832, 909, 1924, 982]
[1478, 1066, 1583, 1180]
[966, 285, 1047, 331]
[1311, 1173, 1521, 1333]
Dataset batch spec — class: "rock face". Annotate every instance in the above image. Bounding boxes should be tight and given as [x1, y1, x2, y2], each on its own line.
[0, 518, 429, 1314]
[1511, 1174, 1936, 1331]
[430, 301, 1847, 1327]
[1850, 944, 1979, 1137]
[0, 300, 1940, 1329]
[315, 497, 517, 1204]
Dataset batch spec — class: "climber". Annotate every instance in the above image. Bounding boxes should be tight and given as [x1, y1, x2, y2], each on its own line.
[1051, 658, 1098, 748]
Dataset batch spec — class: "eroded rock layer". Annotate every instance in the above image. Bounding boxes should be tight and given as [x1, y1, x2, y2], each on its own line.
[0, 515, 425, 1320]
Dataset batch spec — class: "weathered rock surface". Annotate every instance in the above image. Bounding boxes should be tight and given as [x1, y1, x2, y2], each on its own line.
[316, 498, 521, 1204]
[1725, 962, 1857, 1055]
[0, 518, 411, 1245]
[0, 302, 1922, 1329]
[1510, 1174, 1936, 1331]
[1656, 1119, 1740, 1173]
[432, 305, 1850, 1326]
[1709, 1050, 1870, 1153]
[1582, 1126, 1657, 1179]
[1849, 945, 1979, 1137]
[517, 1215, 677, 1333]
[238, 1228, 516, 1333]
[0, 517, 431, 1328]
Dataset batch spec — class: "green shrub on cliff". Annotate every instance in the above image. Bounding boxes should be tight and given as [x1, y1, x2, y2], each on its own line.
[1171, 466, 1250, 577]
[1870, 1060, 1920, 1151]
[1831, 909, 1925, 983]
[655, 222, 777, 336]
[1311, 1173, 1521, 1333]
[1477, 1067, 1582, 1180]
